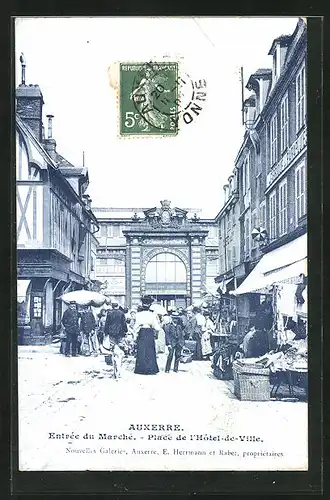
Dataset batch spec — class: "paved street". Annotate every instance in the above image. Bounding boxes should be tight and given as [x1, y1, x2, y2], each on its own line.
[18, 345, 308, 471]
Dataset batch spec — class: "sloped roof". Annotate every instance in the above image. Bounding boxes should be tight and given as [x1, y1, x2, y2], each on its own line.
[268, 34, 292, 55]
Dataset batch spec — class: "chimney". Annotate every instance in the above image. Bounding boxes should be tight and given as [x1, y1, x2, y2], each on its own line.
[16, 53, 44, 142]
[246, 69, 272, 114]
[43, 114, 57, 161]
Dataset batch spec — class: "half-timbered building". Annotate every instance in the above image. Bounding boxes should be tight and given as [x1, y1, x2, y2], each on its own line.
[16, 72, 98, 345]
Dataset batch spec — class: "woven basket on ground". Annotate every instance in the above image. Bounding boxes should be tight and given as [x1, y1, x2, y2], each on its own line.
[233, 360, 270, 401]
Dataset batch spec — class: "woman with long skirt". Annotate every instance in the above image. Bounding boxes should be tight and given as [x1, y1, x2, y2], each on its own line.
[134, 296, 161, 375]
[192, 307, 205, 360]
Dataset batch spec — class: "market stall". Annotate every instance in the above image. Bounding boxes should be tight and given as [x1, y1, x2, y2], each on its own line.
[227, 234, 308, 401]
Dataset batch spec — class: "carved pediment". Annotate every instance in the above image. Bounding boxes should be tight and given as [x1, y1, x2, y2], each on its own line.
[143, 200, 188, 228]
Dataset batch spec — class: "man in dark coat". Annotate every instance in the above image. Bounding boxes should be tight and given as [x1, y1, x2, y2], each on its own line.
[61, 301, 80, 357]
[104, 301, 128, 343]
[80, 304, 97, 355]
[164, 312, 185, 373]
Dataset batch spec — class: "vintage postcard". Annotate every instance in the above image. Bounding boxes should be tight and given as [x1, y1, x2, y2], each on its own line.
[15, 16, 309, 473]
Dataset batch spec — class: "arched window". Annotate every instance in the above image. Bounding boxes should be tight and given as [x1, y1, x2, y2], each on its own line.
[146, 253, 186, 283]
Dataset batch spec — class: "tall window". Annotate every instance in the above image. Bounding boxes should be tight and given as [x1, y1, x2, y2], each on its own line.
[227, 248, 231, 271]
[296, 63, 306, 133]
[279, 179, 288, 236]
[295, 162, 306, 221]
[242, 153, 250, 195]
[244, 215, 250, 257]
[100, 225, 107, 237]
[269, 191, 277, 240]
[232, 245, 237, 267]
[280, 93, 289, 152]
[96, 258, 125, 275]
[227, 211, 231, 231]
[146, 253, 186, 283]
[259, 201, 266, 229]
[251, 210, 258, 248]
[270, 113, 277, 166]
[112, 225, 120, 237]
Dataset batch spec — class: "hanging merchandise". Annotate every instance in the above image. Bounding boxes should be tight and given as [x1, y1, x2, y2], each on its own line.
[295, 274, 307, 305]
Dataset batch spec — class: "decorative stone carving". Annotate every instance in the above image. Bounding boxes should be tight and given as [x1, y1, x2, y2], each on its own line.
[143, 200, 188, 229]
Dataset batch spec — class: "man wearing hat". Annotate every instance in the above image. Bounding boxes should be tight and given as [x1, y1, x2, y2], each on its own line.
[61, 301, 80, 357]
[164, 311, 185, 373]
[104, 300, 128, 344]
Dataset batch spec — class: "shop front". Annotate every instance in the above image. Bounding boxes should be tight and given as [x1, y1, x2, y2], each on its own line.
[17, 249, 86, 345]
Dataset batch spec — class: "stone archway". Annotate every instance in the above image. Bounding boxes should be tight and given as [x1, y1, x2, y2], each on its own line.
[140, 247, 191, 297]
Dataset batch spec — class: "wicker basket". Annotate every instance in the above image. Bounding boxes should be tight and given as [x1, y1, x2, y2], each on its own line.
[233, 361, 270, 401]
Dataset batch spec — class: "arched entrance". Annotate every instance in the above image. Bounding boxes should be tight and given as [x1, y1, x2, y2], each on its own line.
[145, 252, 188, 309]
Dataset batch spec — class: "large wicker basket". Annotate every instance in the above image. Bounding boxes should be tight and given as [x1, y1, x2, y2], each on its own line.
[233, 361, 271, 401]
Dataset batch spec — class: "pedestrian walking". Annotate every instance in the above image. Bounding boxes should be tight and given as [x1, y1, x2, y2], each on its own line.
[97, 308, 107, 351]
[155, 314, 166, 354]
[193, 306, 205, 360]
[104, 301, 128, 344]
[178, 307, 188, 330]
[80, 305, 97, 356]
[164, 311, 185, 373]
[201, 310, 214, 359]
[61, 301, 80, 357]
[134, 296, 161, 375]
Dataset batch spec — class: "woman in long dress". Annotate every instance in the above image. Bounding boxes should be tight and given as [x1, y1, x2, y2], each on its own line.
[193, 307, 205, 360]
[201, 311, 214, 360]
[155, 314, 166, 354]
[134, 297, 161, 375]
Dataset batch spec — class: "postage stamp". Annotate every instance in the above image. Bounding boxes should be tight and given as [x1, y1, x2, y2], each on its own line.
[119, 62, 179, 136]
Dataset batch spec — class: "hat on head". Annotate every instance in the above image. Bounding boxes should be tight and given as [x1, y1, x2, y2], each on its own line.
[172, 311, 180, 317]
[69, 301, 76, 305]
[141, 295, 154, 306]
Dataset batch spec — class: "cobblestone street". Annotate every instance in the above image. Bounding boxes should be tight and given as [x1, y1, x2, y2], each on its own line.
[18, 345, 308, 471]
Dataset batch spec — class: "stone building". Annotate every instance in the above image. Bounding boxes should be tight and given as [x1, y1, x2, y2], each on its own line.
[215, 18, 307, 335]
[93, 201, 219, 308]
[16, 61, 98, 345]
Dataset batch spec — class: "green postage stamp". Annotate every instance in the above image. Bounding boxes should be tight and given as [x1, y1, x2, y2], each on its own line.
[120, 62, 179, 136]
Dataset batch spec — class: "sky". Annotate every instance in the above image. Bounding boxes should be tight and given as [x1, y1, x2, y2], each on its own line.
[15, 17, 299, 218]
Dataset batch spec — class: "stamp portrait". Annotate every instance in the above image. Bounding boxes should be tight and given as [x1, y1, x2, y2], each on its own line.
[120, 62, 179, 136]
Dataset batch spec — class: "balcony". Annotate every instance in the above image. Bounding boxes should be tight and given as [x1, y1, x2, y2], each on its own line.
[266, 127, 307, 188]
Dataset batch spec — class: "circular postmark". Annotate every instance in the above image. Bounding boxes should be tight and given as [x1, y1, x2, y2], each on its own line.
[130, 61, 207, 132]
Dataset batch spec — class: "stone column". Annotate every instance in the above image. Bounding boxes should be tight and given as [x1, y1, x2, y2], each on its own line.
[130, 237, 142, 306]
[190, 235, 202, 303]
[125, 238, 132, 308]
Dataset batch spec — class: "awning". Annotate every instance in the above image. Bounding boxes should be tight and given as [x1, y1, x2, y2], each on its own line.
[219, 277, 234, 294]
[231, 234, 307, 296]
[204, 282, 221, 296]
[17, 279, 31, 303]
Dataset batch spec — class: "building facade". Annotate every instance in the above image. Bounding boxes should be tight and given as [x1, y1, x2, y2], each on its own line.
[16, 71, 98, 345]
[93, 201, 219, 308]
[215, 18, 307, 335]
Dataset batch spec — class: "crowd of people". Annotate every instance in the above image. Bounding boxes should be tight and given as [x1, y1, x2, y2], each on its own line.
[60, 294, 295, 381]
[59, 295, 222, 377]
